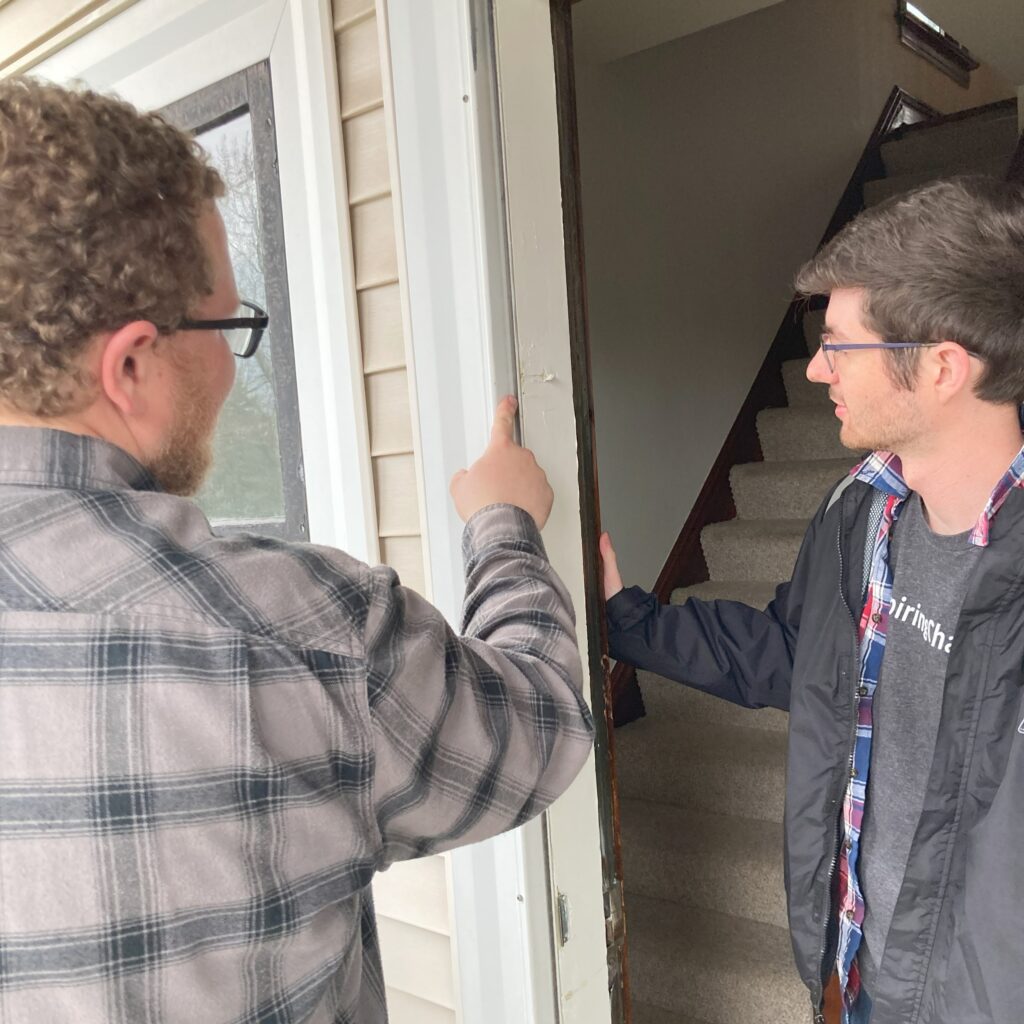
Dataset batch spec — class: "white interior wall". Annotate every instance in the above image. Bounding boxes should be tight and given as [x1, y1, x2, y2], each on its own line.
[910, 0, 1024, 89]
[576, 0, 1014, 590]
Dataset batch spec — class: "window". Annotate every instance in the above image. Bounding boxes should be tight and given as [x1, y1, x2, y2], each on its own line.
[161, 61, 308, 540]
[896, 2, 979, 88]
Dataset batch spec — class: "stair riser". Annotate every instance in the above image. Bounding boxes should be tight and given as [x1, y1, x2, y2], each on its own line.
[880, 116, 1019, 176]
[757, 409, 849, 461]
[630, 931, 807, 1024]
[622, 822, 788, 929]
[616, 742, 785, 823]
[638, 673, 788, 734]
[671, 581, 778, 609]
[865, 153, 1011, 208]
[702, 527, 802, 582]
[729, 466, 845, 520]
[803, 309, 825, 359]
[781, 359, 829, 407]
[631, 1002, 705, 1024]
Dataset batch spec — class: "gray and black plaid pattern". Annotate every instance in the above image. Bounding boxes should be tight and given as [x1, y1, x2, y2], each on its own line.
[0, 428, 593, 1023]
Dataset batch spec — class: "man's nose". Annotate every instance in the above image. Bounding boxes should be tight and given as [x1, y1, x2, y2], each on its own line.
[806, 346, 835, 385]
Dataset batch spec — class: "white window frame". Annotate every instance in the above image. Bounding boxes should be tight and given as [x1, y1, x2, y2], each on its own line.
[34, 0, 378, 563]
[384, 1, 611, 1022]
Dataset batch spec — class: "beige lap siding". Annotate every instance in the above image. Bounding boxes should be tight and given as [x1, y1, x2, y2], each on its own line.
[334, 2, 460, 1022]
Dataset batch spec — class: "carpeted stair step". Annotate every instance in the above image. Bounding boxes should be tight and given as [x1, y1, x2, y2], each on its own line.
[627, 894, 806, 1024]
[637, 669, 788, 734]
[621, 800, 787, 929]
[632, 1002, 708, 1024]
[803, 308, 825, 358]
[781, 356, 829, 407]
[670, 579, 779, 608]
[879, 105, 1019, 176]
[864, 153, 1010, 207]
[730, 457, 852, 519]
[630, 999, 712, 1024]
[615, 716, 787, 822]
[701, 518, 807, 582]
[757, 405, 849, 461]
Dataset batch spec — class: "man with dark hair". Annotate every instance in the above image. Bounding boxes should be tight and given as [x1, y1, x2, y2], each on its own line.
[602, 176, 1024, 1024]
[0, 77, 594, 1022]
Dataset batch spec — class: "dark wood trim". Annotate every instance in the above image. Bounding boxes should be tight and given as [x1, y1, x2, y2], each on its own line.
[1008, 129, 1024, 184]
[822, 86, 938, 246]
[550, 2, 632, 1020]
[896, 1, 979, 88]
[881, 96, 1016, 140]
[610, 86, 938, 724]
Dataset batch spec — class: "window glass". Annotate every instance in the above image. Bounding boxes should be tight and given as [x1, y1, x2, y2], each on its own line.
[193, 111, 287, 527]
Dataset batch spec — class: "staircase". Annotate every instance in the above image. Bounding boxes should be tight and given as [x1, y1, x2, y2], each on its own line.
[615, 98, 1021, 1024]
[863, 98, 1019, 207]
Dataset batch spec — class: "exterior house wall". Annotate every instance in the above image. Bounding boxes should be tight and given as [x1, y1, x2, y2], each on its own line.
[576, 0, 1014, 590]
[331, 3, 459, 1021]
[1, 2, 460, 1021]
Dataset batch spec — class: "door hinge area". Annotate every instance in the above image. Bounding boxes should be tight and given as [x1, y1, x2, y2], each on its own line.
[556, 890, 571, 947]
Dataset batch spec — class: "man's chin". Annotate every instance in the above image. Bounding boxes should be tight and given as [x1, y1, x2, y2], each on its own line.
[838, 424, 882, 455]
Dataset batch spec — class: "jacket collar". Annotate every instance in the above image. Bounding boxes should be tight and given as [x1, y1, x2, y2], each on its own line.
[852, 441, 1024, 549]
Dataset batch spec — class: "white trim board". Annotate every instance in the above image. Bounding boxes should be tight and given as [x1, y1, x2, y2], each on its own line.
[385, 0, 611, 1021]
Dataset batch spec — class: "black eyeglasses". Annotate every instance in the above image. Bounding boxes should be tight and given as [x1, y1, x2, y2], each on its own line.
[817, 334, 939, 374]
[179, 299, 268, 358]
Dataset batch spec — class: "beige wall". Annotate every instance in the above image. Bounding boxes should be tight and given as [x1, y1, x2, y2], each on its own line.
[575, 0, 1013, 590]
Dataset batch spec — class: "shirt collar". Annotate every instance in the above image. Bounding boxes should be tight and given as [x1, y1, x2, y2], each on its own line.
[852, 440, 1024, 548]
[0, 426, 159, 493]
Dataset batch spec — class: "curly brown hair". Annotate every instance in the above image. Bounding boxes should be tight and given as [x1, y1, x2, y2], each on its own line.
[0, 77, 224, 415]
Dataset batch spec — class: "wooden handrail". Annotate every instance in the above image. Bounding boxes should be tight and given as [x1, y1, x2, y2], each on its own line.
[609, 86, 941, 725]
[881, 96, 1015, 141]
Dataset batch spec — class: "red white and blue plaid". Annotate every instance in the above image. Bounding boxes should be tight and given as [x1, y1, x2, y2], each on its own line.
[835, 441, 1024, 1014]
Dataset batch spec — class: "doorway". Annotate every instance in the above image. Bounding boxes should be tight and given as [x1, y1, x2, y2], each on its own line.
[548, 1, 1023, 1023]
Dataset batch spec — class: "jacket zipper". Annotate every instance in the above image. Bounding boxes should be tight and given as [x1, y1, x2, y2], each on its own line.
[812, 501, 862, 1021]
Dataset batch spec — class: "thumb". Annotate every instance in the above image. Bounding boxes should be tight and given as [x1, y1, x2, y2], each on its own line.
[599, 532, 624, 600]
[489, 394, 518, 447]
[449, 468, 468, 494]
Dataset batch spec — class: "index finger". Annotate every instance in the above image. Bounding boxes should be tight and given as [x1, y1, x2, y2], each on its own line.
[489, 394, 519, 446]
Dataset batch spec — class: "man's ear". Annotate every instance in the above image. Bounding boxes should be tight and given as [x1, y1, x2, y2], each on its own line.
[931, 341, 974, 404]
[99, 321, 161, 418]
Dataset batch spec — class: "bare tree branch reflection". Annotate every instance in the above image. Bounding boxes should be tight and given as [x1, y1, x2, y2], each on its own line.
[194, 114, 286, 525]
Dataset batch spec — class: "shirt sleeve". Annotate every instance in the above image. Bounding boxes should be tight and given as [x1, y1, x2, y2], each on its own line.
[605, 581, 798, 712]
[362, 503, 594, 866]
[604, 497, 834, 713]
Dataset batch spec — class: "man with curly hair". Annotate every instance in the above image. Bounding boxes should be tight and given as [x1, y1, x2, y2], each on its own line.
[0, 77, 593, 1022]
[602, 174, 1024, 1024]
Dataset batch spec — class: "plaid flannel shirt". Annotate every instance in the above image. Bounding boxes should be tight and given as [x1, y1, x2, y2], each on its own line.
[835, 441, 1024, 1011]
[0, 427, 593, 1023]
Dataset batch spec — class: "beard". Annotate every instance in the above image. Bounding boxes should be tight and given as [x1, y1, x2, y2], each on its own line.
[146, 367, 219, 497]
[838, 388, 921, 455]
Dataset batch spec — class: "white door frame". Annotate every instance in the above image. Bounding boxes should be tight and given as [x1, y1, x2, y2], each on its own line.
[35, 0, 613, 1020]
[384, 1, 612, 1021]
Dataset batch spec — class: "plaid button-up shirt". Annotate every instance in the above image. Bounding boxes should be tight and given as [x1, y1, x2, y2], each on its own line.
[0, 427, 593, 1023]
[835, 441, 1024, 1011]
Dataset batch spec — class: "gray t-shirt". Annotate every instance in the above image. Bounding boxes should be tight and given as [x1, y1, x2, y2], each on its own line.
[858, 493, 979, 992]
